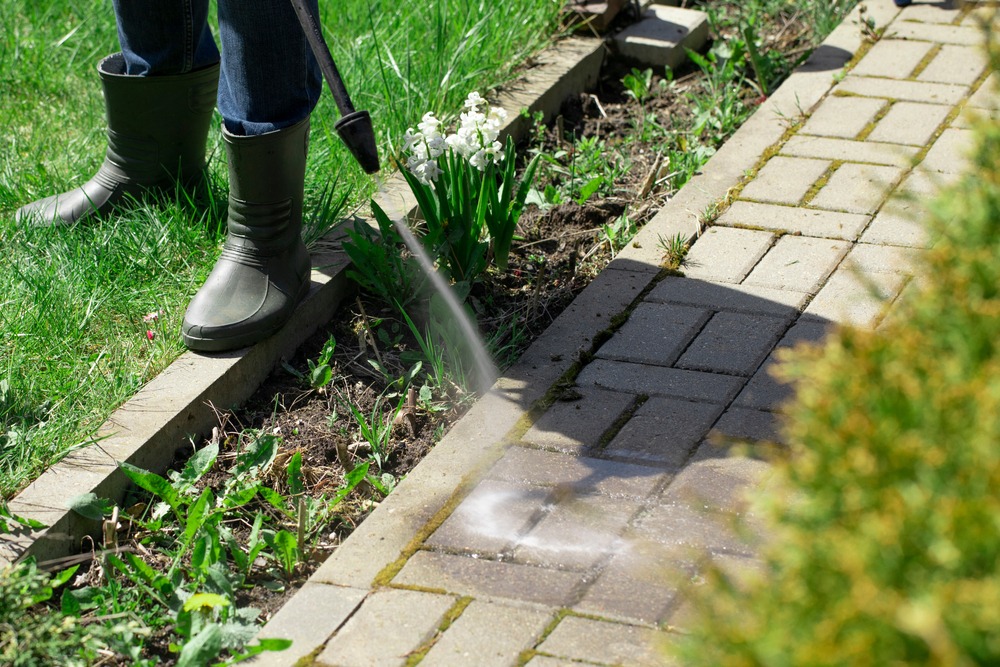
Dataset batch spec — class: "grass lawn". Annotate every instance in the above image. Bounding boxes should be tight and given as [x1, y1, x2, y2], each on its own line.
[0, 0, 562, 500]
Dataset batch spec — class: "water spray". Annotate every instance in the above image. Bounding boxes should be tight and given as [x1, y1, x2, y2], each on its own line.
[374, 179, 498, 395]
[291, 1, 496, 394]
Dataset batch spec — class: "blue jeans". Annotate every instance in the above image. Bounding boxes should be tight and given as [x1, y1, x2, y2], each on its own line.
[112, 0, 323, 136]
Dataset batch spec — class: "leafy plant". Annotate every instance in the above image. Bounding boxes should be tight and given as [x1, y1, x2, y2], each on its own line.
[622, 67, 666, 104]
[339, 393, 405, 470]
[400, 93, 541, 279]
[398, 292, 481, 393]
[600, 211, 638, 256]
[343, 204, 427, 312]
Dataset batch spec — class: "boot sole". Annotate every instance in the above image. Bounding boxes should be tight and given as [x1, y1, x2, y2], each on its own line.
[182, 278, 312, 353]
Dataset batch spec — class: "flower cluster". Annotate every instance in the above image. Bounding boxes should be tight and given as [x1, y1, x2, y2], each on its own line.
[402, 92, 508, 185]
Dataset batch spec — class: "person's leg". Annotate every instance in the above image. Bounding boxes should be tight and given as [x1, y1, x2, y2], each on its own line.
[216, 0, 323, 135]
[15, 0, 220, 227]
[112, 0, 220, 75]
[181, 0, 323, 351]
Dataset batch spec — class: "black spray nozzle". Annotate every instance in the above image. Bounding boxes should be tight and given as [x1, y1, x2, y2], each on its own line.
[289, 0, 380, 174]
[335, 110, 380, 175]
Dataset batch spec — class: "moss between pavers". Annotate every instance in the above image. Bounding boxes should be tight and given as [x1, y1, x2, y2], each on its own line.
[403, 596, 474, 666]
[911, 97, 972, 169]
[855, 98, 896, 141]
[596, 394, 649, 451]
[292, 645, 324, 667]
[800, 159, 843, 205]
[907, 43, 943, 80]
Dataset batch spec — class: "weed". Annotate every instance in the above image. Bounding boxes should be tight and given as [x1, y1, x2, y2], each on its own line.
[0, 559, 115, 666]
[657, 232, 689, 269]
[339, 392, 404, 470]
[600, 211, 639, 256]
[622, 67, 666, 105]
[343, 205, 427, 312]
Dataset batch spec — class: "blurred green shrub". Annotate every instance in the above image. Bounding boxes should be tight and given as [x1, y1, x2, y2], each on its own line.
[0, 561, 108, 666]
[676, 36, 1000, 667]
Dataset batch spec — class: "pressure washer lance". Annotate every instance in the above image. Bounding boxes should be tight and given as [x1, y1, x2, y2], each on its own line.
[289, 0, 380, 174]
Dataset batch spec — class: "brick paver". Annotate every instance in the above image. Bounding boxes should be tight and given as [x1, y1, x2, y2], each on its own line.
[316, 589, 455, 667]
[524, 387, 637, 453]
[513, 494, 643, 570]
[866, 101, 952, 146]
[646, 277, 809, 318]
[717, 201, 869, 240]
[861, 171, 953, 247]
[394, 551, 581, 606]
[888, 21, 980, 45]
[851, 39, 935, 79]
[575, 543, 682, 625]
[253, 5, 991, 664]
[537, 616, 673, 667]
[739, 156, 831, 205]
[680, 226, 775, 283]
[419, 602, 551, 667]
[809, 163, 905, 214]
[676, 311, 788, 376]
[966, 72, 999, 109]
[899, 3, 962, 23]
[426, 480, 550, 555]
[733, 321, 830, 412]
[781, 134, 918, 167]
[834, 75, 968, 104]
[921, 127, 975, 174]
[743, 235, 851, 293]
[917, 44, 989, 86]
[488, 446, 666, 498]
[578, 357, 747, 404]
[604, 397, 723, 466]
[802, 268, 906, 328]
[800, 96, 886, 139]
[596, 302, 711, 366]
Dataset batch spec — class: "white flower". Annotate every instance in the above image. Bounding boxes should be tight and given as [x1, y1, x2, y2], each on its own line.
[464, 91, 485, 110]
[426, 133, 445, 159]
[402, 128, 423, 153]
[484, 140, 504, 165]
[418, 112, 443, 140]
[413, 159, 443, 185]
[488, 106, 508, 125]
[469, 148, 488, 171]
[446, 131, 475, 159]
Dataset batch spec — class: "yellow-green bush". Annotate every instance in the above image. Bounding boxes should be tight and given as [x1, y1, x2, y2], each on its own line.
[676, 37, 1000, 667]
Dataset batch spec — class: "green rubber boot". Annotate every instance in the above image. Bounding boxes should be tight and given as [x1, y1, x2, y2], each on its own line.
[15, 53, 219, 227]
[181, 118, 312, 352]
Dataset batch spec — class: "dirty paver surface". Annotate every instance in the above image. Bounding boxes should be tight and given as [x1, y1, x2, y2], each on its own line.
[252, 3, 994, 665]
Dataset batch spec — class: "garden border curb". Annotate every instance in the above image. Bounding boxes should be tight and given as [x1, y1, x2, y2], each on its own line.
[248, 2, 905, 664]
[0, 36, 611, 568]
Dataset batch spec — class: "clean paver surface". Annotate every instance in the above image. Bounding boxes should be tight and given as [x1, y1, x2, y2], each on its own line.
[258, 4, 987, 664]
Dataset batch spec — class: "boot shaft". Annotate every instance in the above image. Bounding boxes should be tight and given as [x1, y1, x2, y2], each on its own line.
[98, 53, 220, 186]
[222, 118, 310, 253]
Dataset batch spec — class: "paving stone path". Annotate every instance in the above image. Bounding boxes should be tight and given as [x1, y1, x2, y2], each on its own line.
[250, 3, 997, 665]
